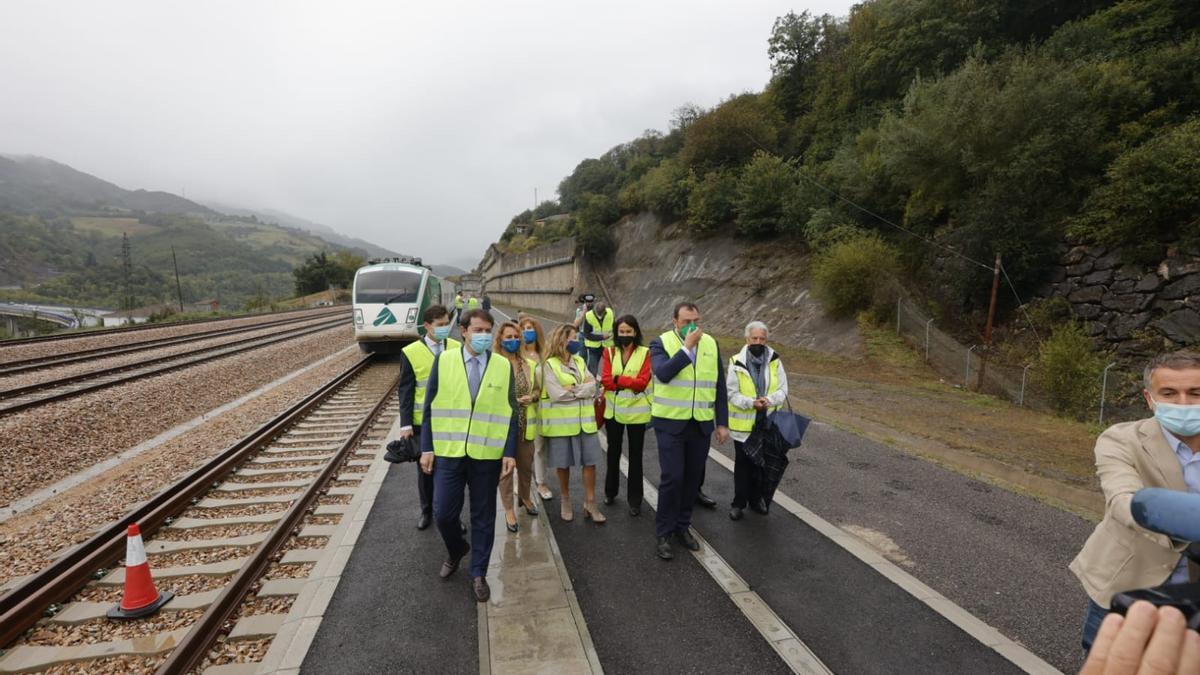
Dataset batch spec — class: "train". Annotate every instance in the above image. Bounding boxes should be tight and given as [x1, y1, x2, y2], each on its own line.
[352, 257, 454, 353]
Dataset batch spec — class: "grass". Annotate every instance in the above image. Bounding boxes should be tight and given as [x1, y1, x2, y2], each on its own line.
[71, 217, 160, 237]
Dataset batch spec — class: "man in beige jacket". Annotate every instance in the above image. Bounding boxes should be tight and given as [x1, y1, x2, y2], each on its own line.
[1071, 350, 1200, 651]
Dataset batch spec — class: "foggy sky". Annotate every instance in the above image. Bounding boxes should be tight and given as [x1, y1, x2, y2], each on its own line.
[0, 1, 854, 270]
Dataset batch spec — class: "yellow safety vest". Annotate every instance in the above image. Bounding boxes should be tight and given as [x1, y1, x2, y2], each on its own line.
[603, 346, 652, 424]
[402, 337, 462, 426]
[429, 348, 513, 460]
[727, 354, 781, 433]
[584, 308, 614, 349]
[454, 296, 463, 309]
[523, 356, 539, 441]
[467, 297, 479, 310]
[538, 355, 598, 437]
[651, 330, 718, 422]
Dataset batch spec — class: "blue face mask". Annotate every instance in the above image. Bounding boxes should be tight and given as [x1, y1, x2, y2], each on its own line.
[566, 340, 582, 355]
[1153, 398, 1200, 437]
[469, 333, 493, 353]
[431, 325, 452, 341]
[501, 338, 520, 353]
[523, 329, 537, 344]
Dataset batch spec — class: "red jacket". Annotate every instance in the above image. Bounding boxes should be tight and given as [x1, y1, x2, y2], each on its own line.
[601, 346, 651, 393]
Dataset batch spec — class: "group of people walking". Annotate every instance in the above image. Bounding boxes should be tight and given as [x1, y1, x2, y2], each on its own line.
[392, 298, 790, 601]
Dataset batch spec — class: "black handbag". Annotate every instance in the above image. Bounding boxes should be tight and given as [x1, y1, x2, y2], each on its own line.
[384, 435, 421, 463]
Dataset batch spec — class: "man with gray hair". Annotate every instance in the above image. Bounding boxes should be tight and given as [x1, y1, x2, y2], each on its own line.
[725, 320, 789, 520]
[1070, 350, 1200, 653]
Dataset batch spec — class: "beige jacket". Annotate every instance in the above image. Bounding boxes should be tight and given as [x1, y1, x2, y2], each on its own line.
[1070, 417, 1189, 607]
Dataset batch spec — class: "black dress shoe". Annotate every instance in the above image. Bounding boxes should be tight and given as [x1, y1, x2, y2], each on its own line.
[695, 490, 717, 508]
[750, 498, 769, 515]
[656, 537, 674, 560]
[473, 577, 491, 602]
[629, 505, 640, 517]
[729, 507, 744, 521]
[416, 513, 432, 530]
[523, 502, 539, 517]
[603, 496, 615, 506]
[440, 544, 470, 579]
[675, 529, 701, 551]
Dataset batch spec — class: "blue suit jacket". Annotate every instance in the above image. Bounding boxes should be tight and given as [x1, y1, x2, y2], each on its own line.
[648, 335, 728, 435]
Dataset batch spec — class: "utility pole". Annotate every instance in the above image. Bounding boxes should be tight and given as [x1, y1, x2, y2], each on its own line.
[121, 232, 133, 323]
[172, 246, 184, 313]
[977, 253, 1002, 391]
[534, 187, 538, 210]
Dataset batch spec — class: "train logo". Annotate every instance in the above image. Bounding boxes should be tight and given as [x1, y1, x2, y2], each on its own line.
[373, 308, 398, 327]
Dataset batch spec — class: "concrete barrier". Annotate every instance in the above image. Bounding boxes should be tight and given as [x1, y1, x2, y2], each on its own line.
[479, 238, 591, 317]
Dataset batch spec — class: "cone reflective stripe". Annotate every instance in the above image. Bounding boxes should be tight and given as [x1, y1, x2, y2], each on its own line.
[107, 523, 174, 619]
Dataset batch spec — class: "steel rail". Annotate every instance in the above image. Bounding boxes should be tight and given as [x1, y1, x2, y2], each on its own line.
[156, 362, 398, 673]
[0, 316, 349, 415]
[0, 354, 377, 647]
[0, 309, 347, 375]
[0, 304, 348, 347]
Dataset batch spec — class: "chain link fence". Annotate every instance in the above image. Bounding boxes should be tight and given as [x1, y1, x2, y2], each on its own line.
[895, 297, 1130, 424]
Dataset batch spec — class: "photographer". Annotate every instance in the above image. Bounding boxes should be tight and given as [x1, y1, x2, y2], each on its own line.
[1071, 350, 1200, 652]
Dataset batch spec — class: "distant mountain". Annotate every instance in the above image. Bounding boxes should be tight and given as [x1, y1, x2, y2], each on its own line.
[202, 200, 400, 260]
[0, 155, 217, 217]
[430, 264, 469, 278]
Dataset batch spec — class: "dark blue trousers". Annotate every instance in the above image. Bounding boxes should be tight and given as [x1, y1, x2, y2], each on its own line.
[413, 425, 433, 515]
[432, 455, 501, 578]
[654, 420, 710, 539]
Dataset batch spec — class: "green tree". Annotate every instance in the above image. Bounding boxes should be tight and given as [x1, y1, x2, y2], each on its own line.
[685, 169, 739, 234]
[680, 94, 782, 170]
[811, 232, 900, 318]
[733, 151, 797, 238]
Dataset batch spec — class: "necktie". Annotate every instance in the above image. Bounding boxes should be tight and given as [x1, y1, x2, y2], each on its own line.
[468, 356, 482, 402]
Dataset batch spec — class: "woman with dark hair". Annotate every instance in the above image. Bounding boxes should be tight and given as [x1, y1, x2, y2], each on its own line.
[600, 314, 652, 516]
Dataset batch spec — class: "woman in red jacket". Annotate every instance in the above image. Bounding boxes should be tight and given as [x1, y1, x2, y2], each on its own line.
[600, 315, 652, 516]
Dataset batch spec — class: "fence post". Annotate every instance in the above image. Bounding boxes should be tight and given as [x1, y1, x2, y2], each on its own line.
[1100, 362, 1117, 425]
[896, 297, 902, 335]
[965, 345, 977, 389]
[925, 318, 934, 362]
[1019, 364, 1033, 406]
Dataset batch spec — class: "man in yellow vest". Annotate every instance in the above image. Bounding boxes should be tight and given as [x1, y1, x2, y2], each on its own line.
[582, 299, 614, 376]
[420, 309, 518, 602]
[391, 304, 459, 531]
[648, 301, 730, 561]
[453, 292, 463, 324]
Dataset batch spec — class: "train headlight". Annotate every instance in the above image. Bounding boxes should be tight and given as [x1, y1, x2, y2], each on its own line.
[354, 309, 363, 326]
[406, 307, 418, 324]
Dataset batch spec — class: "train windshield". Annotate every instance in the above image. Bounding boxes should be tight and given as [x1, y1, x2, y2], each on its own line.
[355, 269, 422, 304]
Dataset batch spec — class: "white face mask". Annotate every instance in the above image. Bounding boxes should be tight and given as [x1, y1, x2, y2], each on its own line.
[1151, 396, 1200, 437]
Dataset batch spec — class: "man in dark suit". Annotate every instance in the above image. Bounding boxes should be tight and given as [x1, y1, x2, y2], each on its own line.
[648, 302, 729, 560]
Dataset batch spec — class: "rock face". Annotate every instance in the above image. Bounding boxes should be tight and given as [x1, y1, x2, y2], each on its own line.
[1045, 245, 1200, 355]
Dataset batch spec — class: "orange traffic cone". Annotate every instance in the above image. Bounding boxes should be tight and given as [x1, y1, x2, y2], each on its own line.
[106, 523, 173, 619]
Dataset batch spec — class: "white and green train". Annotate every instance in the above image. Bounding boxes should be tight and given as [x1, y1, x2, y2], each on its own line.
[352, 258, 452, 353]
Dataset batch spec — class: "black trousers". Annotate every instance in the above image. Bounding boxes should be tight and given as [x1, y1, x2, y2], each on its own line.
[604, 420, 645, 506]
[732, 440, 763, 509]
[414, 425, 433, 515]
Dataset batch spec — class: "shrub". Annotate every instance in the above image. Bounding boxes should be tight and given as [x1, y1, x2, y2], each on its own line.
[679, 94, 782, 169]
[636, 159, 690, 222]
[685, 169, 738, 234]
[734, 151, 798, 238]
[811, 232, 900, 318]
[1036, 322, 1108, 419]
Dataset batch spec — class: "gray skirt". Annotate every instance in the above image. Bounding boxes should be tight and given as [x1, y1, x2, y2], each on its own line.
[547, 432, 603, 468]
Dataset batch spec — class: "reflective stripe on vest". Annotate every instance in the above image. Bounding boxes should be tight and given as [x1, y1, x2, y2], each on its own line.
[429, 347, 513, 459]
[603, 346, 651, 424]
[402, 338, 461, 427]
[538, 355, 598, 436]
[584, 308, 614, 349]
[651, 330, 718, 422]
[727, 355, 781, 433]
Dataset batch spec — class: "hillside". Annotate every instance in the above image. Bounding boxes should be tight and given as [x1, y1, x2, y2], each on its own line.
[202, 200, 401, 260]
[0, 156, 391, 310]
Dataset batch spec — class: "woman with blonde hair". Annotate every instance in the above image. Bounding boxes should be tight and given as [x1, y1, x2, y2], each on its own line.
[517, 313, 554, 502]
[540, 323, 605, 523]
[494, 321, 539, 532]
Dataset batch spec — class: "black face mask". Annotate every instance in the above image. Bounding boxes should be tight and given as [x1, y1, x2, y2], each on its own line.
[748, 343, 766, 357]
[614, 335, 635, 348]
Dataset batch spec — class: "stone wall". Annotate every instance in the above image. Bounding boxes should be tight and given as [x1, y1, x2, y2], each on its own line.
[1043, 245, 1200, 354]
[478, 237, 586, 317]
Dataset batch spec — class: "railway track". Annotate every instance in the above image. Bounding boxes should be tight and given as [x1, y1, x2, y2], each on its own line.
[0, 308, 347, 376]
[0, 355, 400, 674]
[0, 306, 346, 349]
[0, 314, 350, 416]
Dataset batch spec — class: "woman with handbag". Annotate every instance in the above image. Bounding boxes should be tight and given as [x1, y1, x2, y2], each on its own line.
[495, 321, 540, 533]
[518, 314, 554, 502]
[600, 315, 652, 517]
[725, 320, 789, 521]
[540, 324, 606, 524]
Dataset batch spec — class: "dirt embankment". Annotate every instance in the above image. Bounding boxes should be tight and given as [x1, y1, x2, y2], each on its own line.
[593, 213, 862, 356]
